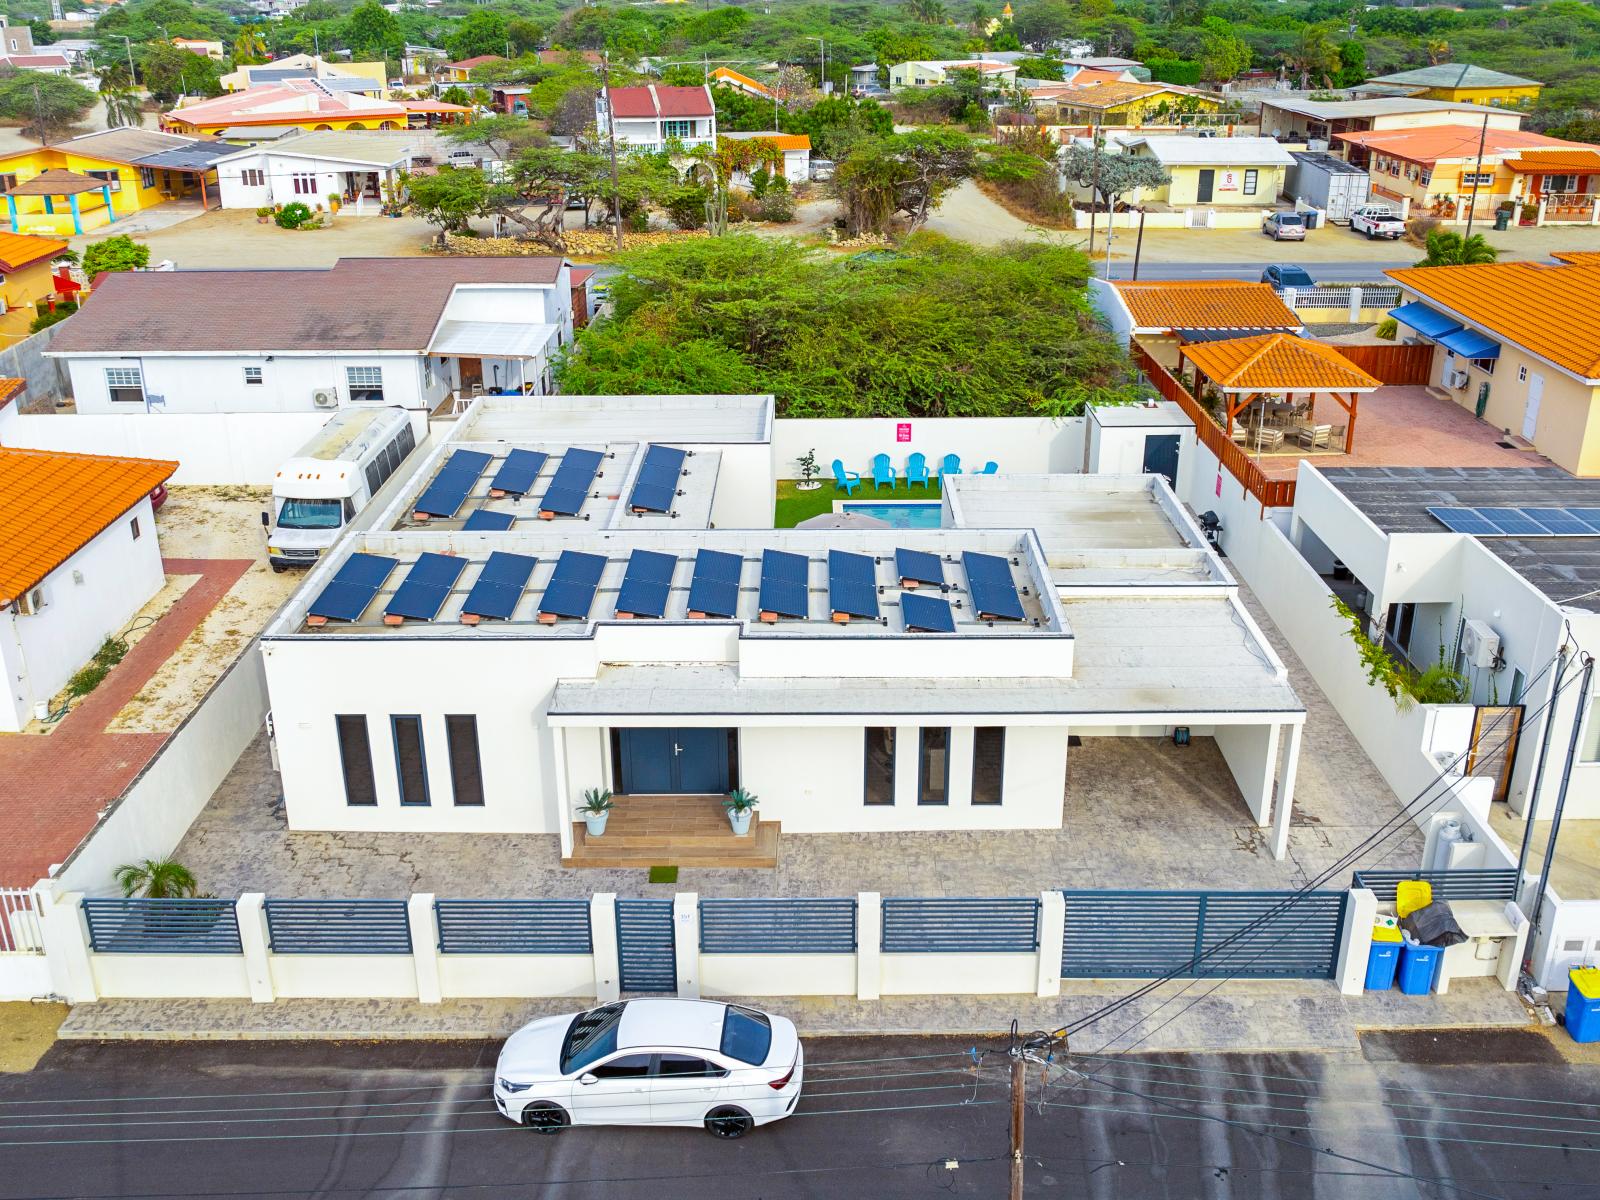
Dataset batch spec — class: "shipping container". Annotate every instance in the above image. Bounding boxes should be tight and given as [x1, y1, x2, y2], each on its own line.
[1285, 152, 1370, 223]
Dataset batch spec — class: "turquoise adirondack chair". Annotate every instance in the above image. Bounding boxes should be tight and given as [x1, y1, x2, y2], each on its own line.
[831, 458, 861, 495]
[937, 453, 962, 480]
[906, 452, 930, 489]
[871, 453, 896, 490]
[979, 461, 999, 474]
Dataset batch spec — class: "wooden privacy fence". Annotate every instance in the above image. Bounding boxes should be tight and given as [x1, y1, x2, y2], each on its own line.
[1328, 342, 1434, 385]
[1131, 341, 1297, 509]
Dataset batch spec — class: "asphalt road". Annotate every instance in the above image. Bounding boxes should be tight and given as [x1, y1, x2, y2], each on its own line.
[1103, 259, 1411, 283]
[0, 1028, 1596, 1199]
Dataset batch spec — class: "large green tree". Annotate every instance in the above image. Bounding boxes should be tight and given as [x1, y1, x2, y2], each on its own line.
[343, 0, 401, 61]
[0, 69, 94, 143]
[446, 9, 509, 62]
[833, 127, 979, 235]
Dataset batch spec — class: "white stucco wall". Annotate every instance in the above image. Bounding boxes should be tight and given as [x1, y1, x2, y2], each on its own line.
[770, 416, 1087, 479]
[216, 152, 408, 211]
[65, 353, 433, 415]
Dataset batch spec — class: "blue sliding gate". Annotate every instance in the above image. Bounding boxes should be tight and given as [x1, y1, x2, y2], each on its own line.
[616, 898, 676, 992]
[1061, 889, 1347, 980]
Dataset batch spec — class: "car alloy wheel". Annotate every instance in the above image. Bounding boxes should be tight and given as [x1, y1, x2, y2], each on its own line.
[522, 1102, 571, 1134]
[704, 1105, 754, 1139]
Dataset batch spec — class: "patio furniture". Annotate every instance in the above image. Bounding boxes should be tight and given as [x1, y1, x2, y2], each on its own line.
[906, 452, 930, 489]
[979, 461, 999, 475]
[831, 459, 861, 495]
[871, 453, 895, 490]
[1294, 423, 1333, 449]
[938, 453, 962, 480]
[1253, 427, 1285, 450]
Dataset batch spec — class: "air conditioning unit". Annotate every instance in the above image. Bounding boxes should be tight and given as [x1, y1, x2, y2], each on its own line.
[14, 585, 45, 615]
[311, 388, 338, 409]
[1447, 369, 1470, 390]
[1462, 619, 1501, 669]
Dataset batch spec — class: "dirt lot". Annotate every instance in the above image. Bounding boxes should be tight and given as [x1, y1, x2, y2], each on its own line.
[117, 208, 442, 269]
[0, 1004, 65, 1073]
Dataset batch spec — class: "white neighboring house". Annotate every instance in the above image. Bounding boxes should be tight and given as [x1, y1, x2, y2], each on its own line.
[46, 256, 575, 416]
[0, 445, 175, 732]
[722, 131, 811, 184]
[213, 130, 414, 212]
[605, 83, 716, 153]
[0, 53, 70, 76]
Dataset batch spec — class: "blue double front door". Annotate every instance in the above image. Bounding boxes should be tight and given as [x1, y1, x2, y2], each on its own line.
[614, 728, 735, 794]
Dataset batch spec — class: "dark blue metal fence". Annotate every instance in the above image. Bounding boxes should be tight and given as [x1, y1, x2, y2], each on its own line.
[434, 899, 592, 954]
[882, 897, 1040, 953]
[1352, 869, 1518, 902]
[616, 898, 676, 992]
[699, 898, 857, 953]
[81, 898, 241, 954]
[1061, 889, 1346, 979]
[264, 899, 412, 954]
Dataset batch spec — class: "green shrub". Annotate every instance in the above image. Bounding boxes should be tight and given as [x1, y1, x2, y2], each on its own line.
[664, 185, 709, 230]
[67, 661, 110, 697]
[1375, 317, 1398, 340]
[29, 301, 77, 332]
[627, 209, 651, 233]
[275, 201, 313, 230]
[92, 636, 128, 669]
[758, 189, 795, 223]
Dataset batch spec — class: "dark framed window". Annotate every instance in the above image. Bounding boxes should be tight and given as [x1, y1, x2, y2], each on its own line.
[1242, 168, 1258, 196]
[243, 366, 263, 386]
[918, 727, 950, 805]
[863, 727, 895, 805]
[335, 715, 377, 806]
[391, 715, 429, 806]
[105, 367, 144, 405]
[139, 167, 156, 189]
[972, 727, 1004, 805]
[129, 516, 141, 540]
[346, 366, 385, 404]
[445, 714, 484, 806]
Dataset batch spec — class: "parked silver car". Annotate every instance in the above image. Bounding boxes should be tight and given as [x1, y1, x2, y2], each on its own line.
[1262, 212, 1307, 241]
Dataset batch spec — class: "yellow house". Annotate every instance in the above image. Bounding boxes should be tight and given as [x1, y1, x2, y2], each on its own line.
[1359, 65, 1541, 109]
[0, 230, 70, 345]
[1049, 80, 1223, 128]
[222, 55, 390, 96]
[1117, 135, 1295, 206]
[172, 36, 225, 61]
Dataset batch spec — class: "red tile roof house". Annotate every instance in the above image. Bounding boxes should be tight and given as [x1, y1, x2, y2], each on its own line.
[606, 84, 717, 153]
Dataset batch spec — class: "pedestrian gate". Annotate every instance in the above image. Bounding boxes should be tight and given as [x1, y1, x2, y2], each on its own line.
[616, 898, 676, 993]
[1061, 889, 1347, 980]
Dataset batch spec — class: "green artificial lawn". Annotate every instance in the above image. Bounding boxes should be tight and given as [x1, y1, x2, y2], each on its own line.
[648, 865, 679, 884]
[773, 478, 941, 528]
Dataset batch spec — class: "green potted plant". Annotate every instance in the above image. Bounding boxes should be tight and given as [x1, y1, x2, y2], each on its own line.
[723, 788, 759, 836]
[576, 787, 613, 836]
[255, 205, 271, 224]
[796, 448, 821, 491]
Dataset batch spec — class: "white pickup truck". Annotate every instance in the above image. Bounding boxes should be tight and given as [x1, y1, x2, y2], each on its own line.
[1350, 206, 1407, 239]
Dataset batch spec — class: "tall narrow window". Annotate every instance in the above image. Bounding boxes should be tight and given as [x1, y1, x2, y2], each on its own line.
[971, 727, 1005, 805]
[863, 727, 895, 805]
[918, 727, 950, 805]
[391, 715, 430, 806]
[1242, 169, 1258, 196]
[446, 714, 484, 806]
[336, 715, 377, 806]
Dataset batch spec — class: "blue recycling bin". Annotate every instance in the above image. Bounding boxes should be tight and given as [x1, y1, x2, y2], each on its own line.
[1365, 940, 1400, 990]
[1567, 970, 1600, 1043]
[1398, 941, 1442, 995]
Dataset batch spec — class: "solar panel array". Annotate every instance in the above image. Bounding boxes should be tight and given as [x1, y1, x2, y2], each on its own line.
[540, 449, 605, 517]
[616, 550, 679, 618]
[895, 548, 945, 589]
[490, 449, 547, 498]
[462, 510, 515, 532]
[539, 550, 608, 619]
[901, 591, 956, 633]
[462, 551, 536, 621]
[1427, 506, 1600, 538]
[385, 552, 467, 623]
[828, 550, 880, 620]
[687, 549, 743, 618]
[413, 450, 492, 519]
[962, 551, 1025, 621]
[308, 553, 398, 623]
[758, 549, 810, 620]
[628, 445, 687, 514]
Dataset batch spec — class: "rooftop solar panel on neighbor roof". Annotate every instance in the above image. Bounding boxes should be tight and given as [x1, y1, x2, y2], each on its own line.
[615, 549, 678, 618]
[828, 549, 879, 620]
[385, 552, 467, 622]
[962, 551, 1024, 621]
[687, 549, 743, 617]
[414, 449, 492, 518]
[462, 551, 536, 621]
[758, 549, 810, 620]
[490, 449, 548, 498]
[1426, 506, 1502, 536]
[539, 550, 608, 619]
[1477, 507, 1549, 537]
[307, 552, 398, 622]
[630, 445, 688, 514]
[895, 547, 944, 588]
[901, 591, 956, 633]
[540, 448, 605, 517]
[1522, 508, 1594, 536]
[462, 510, 515, 531]
[1566, 508, 1600, 533]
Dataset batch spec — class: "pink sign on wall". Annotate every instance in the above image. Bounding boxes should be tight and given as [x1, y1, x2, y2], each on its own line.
[897, 422, 912, 443]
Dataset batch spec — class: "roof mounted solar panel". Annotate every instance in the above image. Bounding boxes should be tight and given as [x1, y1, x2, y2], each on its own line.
[307, 552, 398, 624]
[385, 552, 468, 623]
[1522, 508, 1593, 536]
[962, 551, 1025, 621]
[687, 549, 743, 618]
[462, 510, 515, 531]
[901, 592, 956, 633]
[461, 551, 536, 622]
[539, 550, 608, 620]
[1477, 507, 1549, 536]
[1565, 508, 1600, 533]
[629, 445, 688, 514]
[758, 549, 810, 621]
[1426, 506, 1502, 535]
[615, 550, 678, 619]
[413, 449, 492, 519]
[539, 448, 605, 518]
[828, 549, 879, 620]
[895, 547, 945, 589]
[489, 449, 548, 498]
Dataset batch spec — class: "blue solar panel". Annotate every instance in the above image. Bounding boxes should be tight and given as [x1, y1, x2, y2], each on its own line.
[828, 549, 879, 619]
[385, 552, 467, 622]
[895, 548, 944, 588]
[462, 552, 536, 622]
[962, 551, 1024, 621]
[1478, 507, 1549, 536]
[901, 592, 956, 633]
[615, 550, 678, 619]
[462, 510, 515, 531]
[1523, 508, 1593, 536]
[630, 445, 688, 514]
[539, 550, 608, 619]
[758, 549, 810, 619]
[1427, 507, 1502, 535]
[413, 450, 492, 518]
[307, 553, 397, 622]
[1566, 508, 1600, 533]
[540, 448, 605, 517]
[687, 549, 743, 617]
[490, 449, 548, 497]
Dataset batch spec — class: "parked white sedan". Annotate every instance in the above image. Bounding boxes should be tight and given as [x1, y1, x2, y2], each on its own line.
[494, 999, 803, 1137]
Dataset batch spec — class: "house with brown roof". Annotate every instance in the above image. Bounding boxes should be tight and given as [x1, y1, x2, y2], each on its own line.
[0, 445, 176, 732]
[606, 83, 716, 152]
[47, 257, 574, 416]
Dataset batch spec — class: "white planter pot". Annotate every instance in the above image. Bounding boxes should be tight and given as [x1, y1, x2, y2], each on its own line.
[583, 811, 609, 836]
[796, 481, 822, 491]
[727, 809, 753, 836]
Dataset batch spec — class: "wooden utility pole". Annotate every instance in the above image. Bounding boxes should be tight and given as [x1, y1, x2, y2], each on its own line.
[1009, 1050, 1026, 1200]
[1086, 121, 1102, 258]
[600, 52, 623, 252]
[1463, 108, 1490, 239]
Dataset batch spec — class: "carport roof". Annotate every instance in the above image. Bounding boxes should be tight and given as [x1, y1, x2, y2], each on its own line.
[1113, 280, 1300, 333]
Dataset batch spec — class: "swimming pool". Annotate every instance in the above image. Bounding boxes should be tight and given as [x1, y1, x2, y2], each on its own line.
[842, 502, 943, 529]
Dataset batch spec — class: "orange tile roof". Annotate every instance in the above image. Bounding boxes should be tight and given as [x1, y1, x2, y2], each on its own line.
[710, 67, 774, 96]
[1180, 333, 1381, 392]
[1333, 124, 1590, 165]
[1551, 251, 1600, 265]
[1055, 80, 1169, 110]
[1504, 147, 1600, 174]
[0, 378, 24, 408]
[1387, 260, 1600, 380]
[1113, 279, 1300, 331]
[0, 230, 67, 272]
[0, 447, 177, 603]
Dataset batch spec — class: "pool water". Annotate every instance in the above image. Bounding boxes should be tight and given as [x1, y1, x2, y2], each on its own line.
[842, 502, 943, 529]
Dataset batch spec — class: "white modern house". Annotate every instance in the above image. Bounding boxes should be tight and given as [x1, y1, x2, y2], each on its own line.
[46, 257, 574, 416]
[722, 131, 811, 184]
[258, 394, 1307, 868]
[213, 130, 415, 212]
[0, 446, 176, 732]
[605, 84, 716, 153]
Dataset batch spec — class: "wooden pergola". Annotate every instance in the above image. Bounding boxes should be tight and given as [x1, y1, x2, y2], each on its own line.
[1176, 332, 1381, 455]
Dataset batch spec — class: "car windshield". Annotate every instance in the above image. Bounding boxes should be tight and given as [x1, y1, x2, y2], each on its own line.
[560, 1003, 624, 1074]
[719, 1006, 773, 1065]
[276, 498, 343, 530]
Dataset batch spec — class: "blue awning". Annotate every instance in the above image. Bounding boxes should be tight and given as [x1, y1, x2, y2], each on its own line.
[1389, 301, 1461, 340]
[1437, 327, 1500, 360]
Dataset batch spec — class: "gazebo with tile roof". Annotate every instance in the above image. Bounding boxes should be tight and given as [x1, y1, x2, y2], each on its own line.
[0, 168, 115, 235]
[1177, 332, 1381, 455]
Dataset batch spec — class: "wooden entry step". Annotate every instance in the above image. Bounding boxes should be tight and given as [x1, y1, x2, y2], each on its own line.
[562, 795, 779, 869]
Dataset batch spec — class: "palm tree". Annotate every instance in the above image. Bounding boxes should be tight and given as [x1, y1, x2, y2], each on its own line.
[1415, 228, 1500, 267]
[100, 82, 141, 130]
[234, 24, 269, 66]
[114, 858, 198, 899]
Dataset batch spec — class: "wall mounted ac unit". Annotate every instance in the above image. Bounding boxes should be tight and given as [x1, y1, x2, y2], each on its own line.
[1447, 369, 1470, 389]
[311, 389, 338, 409]
[15, 585, 45, 615]
[1462, 619, 1501, 669]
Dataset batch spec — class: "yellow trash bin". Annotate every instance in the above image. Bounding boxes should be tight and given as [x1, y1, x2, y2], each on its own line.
[1395, 880, 1433, 919]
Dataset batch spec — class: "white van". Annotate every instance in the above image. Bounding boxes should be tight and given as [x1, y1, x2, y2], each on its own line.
[264, 407, 418, 571]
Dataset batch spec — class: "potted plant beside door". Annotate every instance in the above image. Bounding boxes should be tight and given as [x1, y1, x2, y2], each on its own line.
[577, 788, 614, 837]
[723, 788, 759, 836]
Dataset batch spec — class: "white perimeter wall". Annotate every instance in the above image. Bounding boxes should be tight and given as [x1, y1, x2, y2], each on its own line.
[64, 354, 433, 416]
[771, 416, 1086, 479]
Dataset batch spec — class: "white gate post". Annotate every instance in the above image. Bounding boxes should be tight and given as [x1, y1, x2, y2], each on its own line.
[1335, 887, 1378, 995]
[856, 892, 881, 1000]
[674, 892, 700, 999]
[591, 893, 620, 1002]
[40, 890, 96, 1003]
[1348, 285, 1362, 322]
[1036, 891, 1064, 998]
[409, 893, 442, 1004]
[236, 893, 275, 1003]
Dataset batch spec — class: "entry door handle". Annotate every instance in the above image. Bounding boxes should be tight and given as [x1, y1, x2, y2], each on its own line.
[673, 742, 682, 755]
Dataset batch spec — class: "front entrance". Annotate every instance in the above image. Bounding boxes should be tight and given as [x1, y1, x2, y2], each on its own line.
[457, 357, 483, 393]
[1523, 373, 1544, 441]
[1142, 433, 1180, 487]
[1196, 169, 1215, 203]
[612, 728, 737, 795]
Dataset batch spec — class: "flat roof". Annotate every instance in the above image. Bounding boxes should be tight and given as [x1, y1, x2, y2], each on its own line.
[454, 394, 773, 446]
[1260, 96, 1510, 119]
[947, 474, 1197, 552]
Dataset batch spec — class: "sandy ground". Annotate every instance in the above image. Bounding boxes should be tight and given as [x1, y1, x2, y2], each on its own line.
[0, 1004, 66, 1073]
